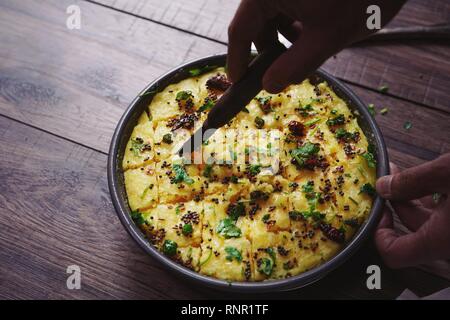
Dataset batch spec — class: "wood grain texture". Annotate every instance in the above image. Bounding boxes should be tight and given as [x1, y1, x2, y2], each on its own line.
[1, 0, 449, 163]
[0, 0, 224, 153]
[92, 0, 450, 112]
[1, 115, 448, 299]
[0, 0, 449, 300]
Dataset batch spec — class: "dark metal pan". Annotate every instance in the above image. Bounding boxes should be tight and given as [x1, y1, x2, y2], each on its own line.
[107, 54, 389, 293]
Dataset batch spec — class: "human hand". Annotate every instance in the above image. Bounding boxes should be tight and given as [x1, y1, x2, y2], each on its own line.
[227, 0, 406, 93]
[374, 153, 450, 268]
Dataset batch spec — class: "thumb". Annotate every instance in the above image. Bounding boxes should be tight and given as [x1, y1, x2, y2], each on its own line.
[376, 153, 450, 201]
[262, 28, 341, 93]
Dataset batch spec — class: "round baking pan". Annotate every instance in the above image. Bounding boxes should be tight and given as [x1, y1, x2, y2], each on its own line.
[108, 53, 389, 293]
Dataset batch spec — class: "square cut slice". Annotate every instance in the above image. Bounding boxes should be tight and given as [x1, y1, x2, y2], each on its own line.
[122, 121, 155, 170]
[176, 246, 202, 271]
[153, 120, 191, 161]
[149, 78, 201, 123]
[200, 201, 253, 281]
[155, 161, 204, 204]
[124, 164, 158, 211]
[156, 201, 203, 248]
[251, 230, 298, 280]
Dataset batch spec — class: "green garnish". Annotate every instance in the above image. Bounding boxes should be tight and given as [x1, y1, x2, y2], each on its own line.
[262, 214, 270, 223]
[403, 121, 412, 130]
[130, 210, 145, 225]
[175, 90, 193, 101]
[175, 204, 182, 215]
[299, 103, 314, 117]
[360, 183, 376, 197]
[248, 164, 261, 176]
[216, 218, 242, 238]
[380, 107, 389, 115]
[230, 175, 239, 183]
[162, 240, 178, 256]
[162, 133, 173, 144]
[302, 181, 314, 194]
[304, 118, 320, 126]
[258, 258, 273, 276]
[326, 114, 345, 126]
[227, 202, 246, 221]
[266, 247, 276, 263]
[335, 128, 358, 141]
[367, 104, 376, 116]
[254, 116, 265, 129]
[362, 144, 377, 168]
[199, 249, 213, 266]
[330, 109, 338, 115]
[172, 164, 194, 185]
[225, 247, 242, 262]
[188, 65, 217, 76]
[290, 142, 320, 167]
[182, 223, 193, 236]
[198, 97, 215, 112]
[140, 184, 153, 199]
[130, 137, 150, 157]
[379, 85, 389, 93]
[203, 164, 213, 179]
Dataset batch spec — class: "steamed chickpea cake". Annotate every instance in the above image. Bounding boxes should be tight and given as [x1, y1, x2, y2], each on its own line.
[123, 67, 377, 282]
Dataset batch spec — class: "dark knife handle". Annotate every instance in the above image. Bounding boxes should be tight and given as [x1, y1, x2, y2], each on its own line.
[203, 42, 287, 131]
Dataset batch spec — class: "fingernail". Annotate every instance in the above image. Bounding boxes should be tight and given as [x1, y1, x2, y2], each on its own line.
[376, 175, 393, 198]
[264, 81, 284, 94]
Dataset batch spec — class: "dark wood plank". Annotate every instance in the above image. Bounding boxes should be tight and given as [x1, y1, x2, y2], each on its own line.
[92, 0, 450, 112]
[1, 0, 449, 166]
[0, 0, 224, 153]
[1, 115, 448, 299]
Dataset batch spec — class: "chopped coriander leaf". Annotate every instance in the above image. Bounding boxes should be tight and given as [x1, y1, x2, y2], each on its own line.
[248, 164, 261, 176]
[304, 118, 320, 126]
[130, 137, 151, 157]
[230, 175, 239, 183]
[162, 133, 173, 144]
[175, 205, 182, 215]
[130, 210, 145, 225]
[162, 240, 178, 256]
[302, 181, 314, 194]
[380, 107, 389, 115]
[361, 144, 377, 168]
[225, 247, 242, 262]
[367, 104, 376, 116]
[172, 164, 194, 185]
[198, 97, 215, 112]
[299, 103, 314, 116]
[331, 109, 338, 114]
[379, 85, 389, 93]
[262, 214, 270, 223]
[182, 223, 193, 236]
[175, 90, 193, 101]
[266, 247, 276, 263]
[258, 257, 273, 276]
[227, 202, 246, 221]
[290, 142, 320, 167]
[360, 183, 376, 197]
[326, 114, 345, 126]
[255, 96, 271, 105]
[403, 121, 412, 130]
[188, 65, 217, 76]
[254, 116, 265, 129]
[216, 218, 242, 238]
[203, 164, 213, 179]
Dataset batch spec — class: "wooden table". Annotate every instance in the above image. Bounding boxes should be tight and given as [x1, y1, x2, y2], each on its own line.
[0, 0, 449, 300]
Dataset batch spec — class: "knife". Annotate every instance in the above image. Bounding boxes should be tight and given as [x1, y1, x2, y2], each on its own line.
[177, 41, 287, 158]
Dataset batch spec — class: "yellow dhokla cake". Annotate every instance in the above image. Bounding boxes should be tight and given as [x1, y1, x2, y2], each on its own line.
[123, 67, 376, 281]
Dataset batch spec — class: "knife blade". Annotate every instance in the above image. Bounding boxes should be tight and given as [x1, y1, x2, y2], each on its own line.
[177, 41, 287, 158]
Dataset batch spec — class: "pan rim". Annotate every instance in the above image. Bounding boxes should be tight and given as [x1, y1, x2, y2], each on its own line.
[107, 53, 389, 293]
